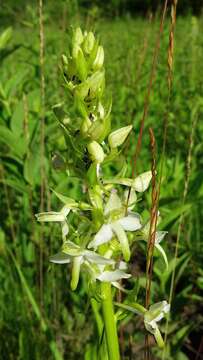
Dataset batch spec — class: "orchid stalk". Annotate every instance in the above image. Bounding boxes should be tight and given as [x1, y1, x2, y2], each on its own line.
[36, 27, 169, 358]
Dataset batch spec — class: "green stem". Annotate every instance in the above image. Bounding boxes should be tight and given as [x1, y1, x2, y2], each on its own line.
[101, 282, 120, 360]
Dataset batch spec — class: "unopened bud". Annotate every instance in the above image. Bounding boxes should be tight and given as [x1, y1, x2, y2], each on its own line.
[132, 171, 152, 192]
[80, 118, 92, 136]
[72, 27, 83, 47]
[61, 54, 68, 66]
[83, 31, 95, 54]
[76, 47, 87, 81]
[93, 46, 104, 70]
[88, 120, 105, 141]
[87, 141, 105, 163]
[108, 125, 132, 149]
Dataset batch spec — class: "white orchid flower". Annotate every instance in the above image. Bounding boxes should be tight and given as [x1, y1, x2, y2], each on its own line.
[88, 191, 142, 262]
[36, 193, 78, 240]
[144, 301, 170, 348]
[50, 240, 131, 290]
[36, 205, 70, 240]
[115, 300, 170, 348]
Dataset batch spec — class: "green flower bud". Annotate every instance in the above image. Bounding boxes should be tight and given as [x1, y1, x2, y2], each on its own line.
[88, 119, 105, 141]
[74, 96, 88, 118]
[72, 27, 83, 47]
[92, 46, 104, 70]
[72, 44, 80, 59]
[76, 47, 87, 81]
[80, 118, 92, 136]
[83, 31, 95, 54]
[108, 125, 132, 149]
[87, 141, 105, 163]
[61, 54, 68, 66]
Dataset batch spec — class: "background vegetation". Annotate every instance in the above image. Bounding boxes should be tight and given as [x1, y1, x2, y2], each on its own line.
[0, 1, 203, 359]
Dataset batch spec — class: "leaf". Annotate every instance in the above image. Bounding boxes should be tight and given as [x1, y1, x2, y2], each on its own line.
[24, 143, 41, 186]
[10, 101, 24, 135]
[5, 69, 28, 97]
[0, 27, 13, 50]
[0, 125, 26, 158]
[159, 203, 191, 230]
[8, 249, 47, 331]
[52, 189, 78, 207]
[114, 301, 146, 315]
[0, 178, 29, 194]
[27, 89, 41, 113]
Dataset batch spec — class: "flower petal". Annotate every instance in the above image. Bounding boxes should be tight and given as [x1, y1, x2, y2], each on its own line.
[61, 205, 71, 217]
[150, 301, 170, 315]
[71, 256, 83, 291]
[123, 189, 137, 210]
[132, 171, 152, 192]
[104, 191, 122, 215]
[155, 244, 168, 269]
[88, 224, 113, 249]
[61, 221, 69, 240]
[84, 250, 115, 265]
[35, 211, 65, 222]
[52, 190, 78, 208]
[111, 221, 130, 262]
[62, 241, 85, 256]
[119, 213, 142, 231]
[49, 252, 71, 264]
[96, 269, 131, 282]
[118, 261, 128, 270]
[155, 231, 168, 244]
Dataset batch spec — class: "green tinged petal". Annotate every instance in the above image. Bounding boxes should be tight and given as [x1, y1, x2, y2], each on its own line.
[71, 256, 83, 291]
[108, 125, 132, 149]
[111, 222, 130, 262]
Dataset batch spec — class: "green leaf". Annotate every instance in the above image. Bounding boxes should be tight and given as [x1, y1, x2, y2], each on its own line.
[159, 203, 191, 230]
[10, 101, 24, 135]
[52, 189, 78, 207]
[0, 27, 13, 50]
[8, 249, 47, 331]
[0, 125, 26, 158]
[0, 177, 29, 194]
[24, 144, 41, 186]
[4, 69, 28, 97]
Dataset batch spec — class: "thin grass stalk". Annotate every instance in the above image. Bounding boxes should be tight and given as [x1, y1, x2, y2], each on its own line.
[134, 12, 153, 88]
[145, 128, 159, 360]
[125, 0, 168, 215]
[131, 0, 168, 176]
[156, 1, 179, 357]
[39, 0, 46, 309]
[162, 112, 198, 359]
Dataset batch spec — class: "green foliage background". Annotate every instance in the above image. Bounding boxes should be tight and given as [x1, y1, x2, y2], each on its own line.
[0, 2, 203, 359]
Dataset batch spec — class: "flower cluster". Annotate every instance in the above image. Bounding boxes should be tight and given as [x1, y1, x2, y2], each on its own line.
[36, 27, 170, 350]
